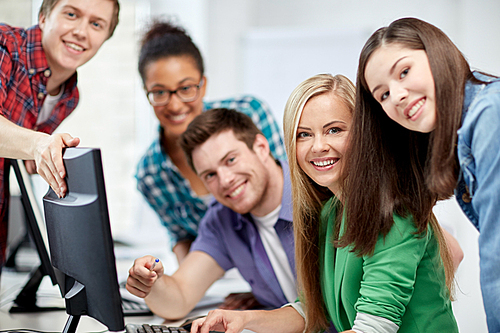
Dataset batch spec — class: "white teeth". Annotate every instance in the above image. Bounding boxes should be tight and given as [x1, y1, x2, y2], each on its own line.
[169, 113, 188, 121]
[65, 42, 83, 52]
[229, 184, 244, 198]
[408, 99, 424, 117]
[312, 159, 336, 167]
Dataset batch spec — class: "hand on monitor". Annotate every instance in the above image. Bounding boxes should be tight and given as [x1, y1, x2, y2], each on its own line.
[34, 133, 80, 198]
[126, 255, 164, 298]
[24, 160, 37, 174]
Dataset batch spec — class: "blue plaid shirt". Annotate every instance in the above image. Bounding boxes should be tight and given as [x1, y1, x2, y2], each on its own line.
[135, 95, 286, 246]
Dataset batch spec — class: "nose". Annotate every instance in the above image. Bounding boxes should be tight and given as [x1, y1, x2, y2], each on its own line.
[165, 93, 184, 113]
[72, 20, 88, 40]
[389, 81, 407, 106]
[218, 167, 235, 189]
[311, 135, 329, 153]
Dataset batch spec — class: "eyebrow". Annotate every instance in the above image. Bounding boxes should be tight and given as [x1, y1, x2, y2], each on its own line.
[148, 78, 199, 90]
[297, 120, 346, 131]
[323, 120, 345, 128]
[62, 5, 110, 26]
[370, 56, 408, 96]
[197, 150, 235, 177]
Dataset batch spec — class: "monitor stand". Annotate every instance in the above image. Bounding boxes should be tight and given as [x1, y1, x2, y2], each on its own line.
[4, 230, 31, 272]
[62, 315, 81, 333]
[8, 160, 63, 313]
[9, 265, 63, 313]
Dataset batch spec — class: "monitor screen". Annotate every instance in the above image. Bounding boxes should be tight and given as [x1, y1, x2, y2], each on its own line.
[43, 147, 124, 332]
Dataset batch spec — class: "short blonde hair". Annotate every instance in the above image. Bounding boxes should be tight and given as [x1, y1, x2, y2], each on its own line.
[39, 0, 120, 38]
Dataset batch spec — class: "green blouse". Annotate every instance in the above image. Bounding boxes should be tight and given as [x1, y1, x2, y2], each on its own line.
[319, 198, 458, 332]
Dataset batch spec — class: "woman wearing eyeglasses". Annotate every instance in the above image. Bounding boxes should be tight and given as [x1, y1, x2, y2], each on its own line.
[136, 20, 286, 275]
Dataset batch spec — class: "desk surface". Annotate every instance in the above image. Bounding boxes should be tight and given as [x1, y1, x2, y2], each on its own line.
[0, 251, 254, 332]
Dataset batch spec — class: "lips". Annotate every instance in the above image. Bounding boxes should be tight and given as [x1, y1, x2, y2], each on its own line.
[405, 98, 425, 118]
[227, 182, 246, 198]
[311, 158, 338, 168]
[167, 112, 189, 122]
[64, 41, 85, 52]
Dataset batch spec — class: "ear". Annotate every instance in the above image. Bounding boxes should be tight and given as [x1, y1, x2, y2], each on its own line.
[199, 76, 208, 99]
[39, 12, 46, 31]
[252, 134, 271, 162]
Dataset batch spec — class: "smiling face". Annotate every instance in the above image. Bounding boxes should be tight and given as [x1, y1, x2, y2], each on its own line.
[296, 92, 352, 195]
[144, 56, 206, 139]
[192, 130, 270, 215]
[364, 43, 436, 133]
[39, 0, 113, 76]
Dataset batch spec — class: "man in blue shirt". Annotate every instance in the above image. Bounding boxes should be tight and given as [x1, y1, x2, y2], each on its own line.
[135, 96, 286, 262]
[126, 109, 295, 320]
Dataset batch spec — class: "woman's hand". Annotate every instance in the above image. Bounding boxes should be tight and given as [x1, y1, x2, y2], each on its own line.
[190, 309, 247, 333]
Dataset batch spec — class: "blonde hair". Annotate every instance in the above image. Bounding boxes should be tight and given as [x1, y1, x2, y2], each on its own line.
[283, 73, 355, 333]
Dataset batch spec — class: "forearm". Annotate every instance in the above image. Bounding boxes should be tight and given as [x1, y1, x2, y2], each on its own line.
[0, 115, 47, 159]
[144, 252, 225, 320]
[144, 274, 195, 320]
[242, 307, 304, 333]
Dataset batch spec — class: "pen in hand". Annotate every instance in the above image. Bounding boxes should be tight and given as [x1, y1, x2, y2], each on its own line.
[150, 258, 159, 271]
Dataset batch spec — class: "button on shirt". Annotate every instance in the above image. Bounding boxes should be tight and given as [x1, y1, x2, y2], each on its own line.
[191, 160, 294, 308]
[455, 71, 500, 332]
[135, 96, 286, 246]
[0, 24, 79, 265]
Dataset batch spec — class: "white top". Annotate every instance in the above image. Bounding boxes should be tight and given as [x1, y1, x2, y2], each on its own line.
[252, 204, 297, 302]
[37, 85, 64, 125]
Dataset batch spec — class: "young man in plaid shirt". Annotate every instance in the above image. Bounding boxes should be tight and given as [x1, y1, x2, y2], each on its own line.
[0, 0, 120, 271]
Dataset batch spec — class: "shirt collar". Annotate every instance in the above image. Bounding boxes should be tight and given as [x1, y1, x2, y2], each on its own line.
[462, 71, 498, 123]
[26, 25, 50, 75]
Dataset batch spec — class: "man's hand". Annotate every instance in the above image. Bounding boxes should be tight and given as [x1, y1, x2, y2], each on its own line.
[219, 292, 262, 310]
[24, 160, 37, 174]
[126, 256, 164, 298]
[33, 133, 79, 197]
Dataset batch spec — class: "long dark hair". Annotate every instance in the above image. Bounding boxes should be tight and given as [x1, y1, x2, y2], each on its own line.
[344, 17, 470, 293]
[138, 19, 204, 84]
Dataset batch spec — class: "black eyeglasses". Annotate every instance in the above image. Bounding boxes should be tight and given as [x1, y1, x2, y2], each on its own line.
[147, 78, 205, 106]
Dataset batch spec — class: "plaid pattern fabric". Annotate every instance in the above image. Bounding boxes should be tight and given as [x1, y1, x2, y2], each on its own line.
[135, 96, 286, 246]
[0, 24, 79, 267]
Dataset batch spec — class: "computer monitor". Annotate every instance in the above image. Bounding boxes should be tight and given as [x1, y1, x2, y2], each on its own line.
[43, 147, 125, 333]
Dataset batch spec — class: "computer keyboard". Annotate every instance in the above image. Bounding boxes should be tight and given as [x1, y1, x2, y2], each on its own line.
[122, 298, 154, 316]
[125, 324, 188, 333]
[125, 323, 223, 333]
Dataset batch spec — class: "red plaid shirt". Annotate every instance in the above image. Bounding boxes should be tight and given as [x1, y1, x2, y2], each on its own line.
[0, 24, 79, 266]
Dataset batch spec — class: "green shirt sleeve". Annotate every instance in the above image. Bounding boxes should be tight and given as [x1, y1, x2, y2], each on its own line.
[355, 214, 431, 326]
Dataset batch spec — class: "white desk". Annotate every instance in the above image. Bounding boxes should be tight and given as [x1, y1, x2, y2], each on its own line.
[0, 251, 254, 332]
